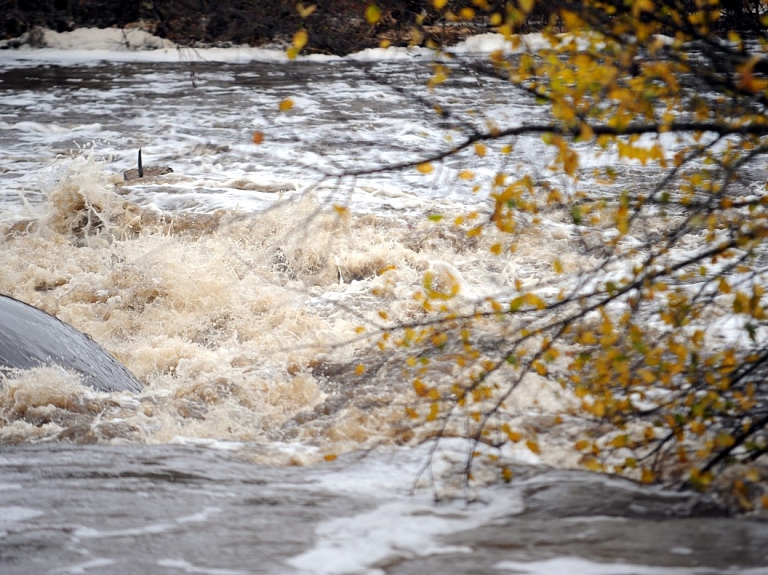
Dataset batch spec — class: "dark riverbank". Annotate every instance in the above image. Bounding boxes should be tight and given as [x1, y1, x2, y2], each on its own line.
[0, 0, 486, 55]
[3, 0, 765, 56]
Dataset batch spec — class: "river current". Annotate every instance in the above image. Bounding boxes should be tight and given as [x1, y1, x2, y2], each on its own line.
[0, 32, 767, 574]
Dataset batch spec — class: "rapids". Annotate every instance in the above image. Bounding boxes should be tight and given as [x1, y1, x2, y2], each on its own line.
[0, 34, 767, 574]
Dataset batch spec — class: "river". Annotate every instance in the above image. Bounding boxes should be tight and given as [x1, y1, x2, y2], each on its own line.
[0, 31, 767, 574]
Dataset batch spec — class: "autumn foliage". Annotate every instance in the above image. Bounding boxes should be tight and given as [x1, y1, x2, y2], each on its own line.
[311, 0, 768, 509]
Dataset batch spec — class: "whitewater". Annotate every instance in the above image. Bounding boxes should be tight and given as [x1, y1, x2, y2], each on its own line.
[0, 27, 766, 574]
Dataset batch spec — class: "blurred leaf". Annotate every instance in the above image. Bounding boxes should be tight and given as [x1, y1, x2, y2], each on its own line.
[296, 3, 317, 18]
[293, 29, 308, 51]
[365, 4, 381, 25]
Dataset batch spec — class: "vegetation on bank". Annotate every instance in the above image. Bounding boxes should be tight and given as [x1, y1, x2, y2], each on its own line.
[3, 0, 466, 54]
[5, 1, 765, 55]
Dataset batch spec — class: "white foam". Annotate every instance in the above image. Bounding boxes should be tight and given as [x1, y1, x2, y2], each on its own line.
[288, 499, 486, 574]
[0, 28, 562, 66]
[290, 444, 526, 575]
[156, 559, 250, 575]
[494, 557, 768, 575]
[288, 482, 522, 575]
[168, 437, 244, 451]
[449, 32, 519, 54]
[49, 558, 116, 574]
[0, 506, 45, 525]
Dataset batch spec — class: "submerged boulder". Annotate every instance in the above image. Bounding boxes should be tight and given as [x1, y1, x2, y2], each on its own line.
[123, 166, 173, 181]
[123, 148, 173, 182]
[0, 294, 142, 393]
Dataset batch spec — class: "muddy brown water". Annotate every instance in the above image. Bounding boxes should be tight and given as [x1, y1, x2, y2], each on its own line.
[1, 57, 767, 574]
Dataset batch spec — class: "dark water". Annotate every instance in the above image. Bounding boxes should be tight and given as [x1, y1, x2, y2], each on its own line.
[1, 444, 767, 575]
[0, 444, 367, 574]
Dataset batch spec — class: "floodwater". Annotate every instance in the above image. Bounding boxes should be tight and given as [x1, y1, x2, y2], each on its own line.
[2, 443, 767, 575]
[0, 44, 767, 574]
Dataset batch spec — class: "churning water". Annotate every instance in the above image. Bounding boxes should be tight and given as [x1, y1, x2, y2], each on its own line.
[0, 33, 767, 574]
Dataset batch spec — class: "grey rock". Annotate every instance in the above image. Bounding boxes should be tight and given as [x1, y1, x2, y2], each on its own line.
[0, 294, 142, 393]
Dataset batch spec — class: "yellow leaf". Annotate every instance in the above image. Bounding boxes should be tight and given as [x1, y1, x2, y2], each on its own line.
[574, 439, 590, 451]
[502, 423, 522, 442]
[490, 243, 503, 255]
[431, 332, 448, 347]
[355, 364, 366, 375]
[433, 0, 448, 8]
[526, 439, 541, 454]
[641, 468, 656, 483]
[578, 332, 596, 345]
[738, 56, 768, 93]
[417, 162, 434, 174]
[716, 431, 736, 449]
[296, 3, 317, 18]
[279, 98, 295, 112]
[523, 293, 546, 309]
[293, 29, 309, 50]
[593, 399, 606, 417]
[584, 457, 603, 472]
[365, 4, 381, 24]
[324, 453, 337, 461]
[378, 310, 389, 320]
[460, 7, 476, 19]
[519, 0, 534, 13]
[632, 0, 654, 16]
[690, 421, 706, 435]
[458, 170, 475, 180]
[413, 379, 429, 396]
[474, 143, 487, 157]
[553, 260, 563, 273]
[579, 123, 594, 141]
[252, 131, 264, 144]
[608, 434, 629, 448]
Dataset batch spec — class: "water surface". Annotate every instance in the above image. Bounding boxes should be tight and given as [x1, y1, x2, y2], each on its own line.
[0, 52, 766, 574]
